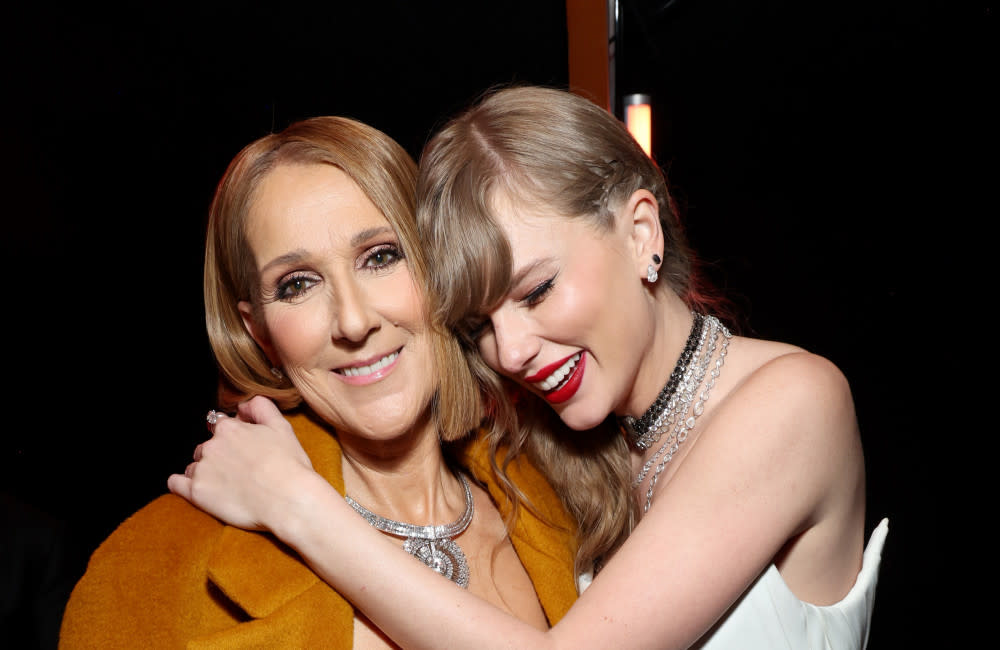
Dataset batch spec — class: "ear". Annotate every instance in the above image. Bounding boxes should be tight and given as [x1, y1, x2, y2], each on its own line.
[619, 189, 664, 279]
[238, 300, 278, 365]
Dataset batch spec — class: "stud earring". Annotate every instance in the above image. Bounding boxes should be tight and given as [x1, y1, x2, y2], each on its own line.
[270, 367, 284, 381]
[646, 254, 661, 284]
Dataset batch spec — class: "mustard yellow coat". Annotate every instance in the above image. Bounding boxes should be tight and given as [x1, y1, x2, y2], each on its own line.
[60, 411, 578, 648]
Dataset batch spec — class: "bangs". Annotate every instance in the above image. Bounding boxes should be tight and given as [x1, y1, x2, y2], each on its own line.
[421, 159, 517, 343]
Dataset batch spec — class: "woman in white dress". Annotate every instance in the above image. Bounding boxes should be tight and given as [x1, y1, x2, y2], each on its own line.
[172, 86, 887, 649]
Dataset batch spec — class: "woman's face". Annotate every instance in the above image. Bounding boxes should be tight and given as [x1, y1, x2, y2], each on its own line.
[475, 192, 654, 431]
[239, 162, 436, 442]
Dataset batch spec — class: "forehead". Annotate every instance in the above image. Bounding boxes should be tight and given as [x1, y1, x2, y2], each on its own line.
[488, 189, 599, 264]
[246, 163, 389, 260]
[490, 188, 562, 237]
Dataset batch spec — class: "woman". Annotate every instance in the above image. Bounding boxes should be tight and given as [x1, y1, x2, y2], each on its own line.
[58, 116, 579, 648]
[170, 87, 887, 649]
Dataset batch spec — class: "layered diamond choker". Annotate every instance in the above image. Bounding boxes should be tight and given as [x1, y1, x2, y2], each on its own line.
[621, 313, 706, 451]
[345, 473, 473, 588]
[624, 313, 732, 512]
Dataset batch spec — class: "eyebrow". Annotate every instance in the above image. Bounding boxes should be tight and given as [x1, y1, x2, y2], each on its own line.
[351, 226, 394, 247]
[260, 249, 308, 274]
[258, 227, 396, 274]
[511, 258, 553, 287]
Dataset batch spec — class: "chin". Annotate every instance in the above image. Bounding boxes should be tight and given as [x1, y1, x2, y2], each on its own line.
[555, 404, 611, 432]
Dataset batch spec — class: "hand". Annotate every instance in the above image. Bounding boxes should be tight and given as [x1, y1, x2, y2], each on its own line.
[168, 395, 315, 532]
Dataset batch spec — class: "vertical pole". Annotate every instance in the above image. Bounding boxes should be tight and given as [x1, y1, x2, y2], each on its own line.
[566, 0, 613, 111]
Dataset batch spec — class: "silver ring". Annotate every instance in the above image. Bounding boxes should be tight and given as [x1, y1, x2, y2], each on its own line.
[206, 410, 219, 426]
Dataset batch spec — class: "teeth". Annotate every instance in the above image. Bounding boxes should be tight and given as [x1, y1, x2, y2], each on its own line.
[535, 353, 581, 392]
[340, 351, 399, 377]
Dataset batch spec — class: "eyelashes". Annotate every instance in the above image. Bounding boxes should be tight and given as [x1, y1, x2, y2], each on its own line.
[269, 272, 319, 302]
[520, 275, 556, 307]
[461, 273, 557, 342]
[265, 242, 406, 303]
[359, 244, 404, 271]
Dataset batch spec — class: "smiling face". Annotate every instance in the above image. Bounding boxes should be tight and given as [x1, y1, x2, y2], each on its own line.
[474, 191, 659, 431]
[239, 162, 436, 442]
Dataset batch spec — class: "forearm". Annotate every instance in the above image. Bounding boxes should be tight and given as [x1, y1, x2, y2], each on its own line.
[274, 470, 556, 650]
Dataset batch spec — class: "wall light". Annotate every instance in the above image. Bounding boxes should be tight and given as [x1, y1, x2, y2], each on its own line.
[623, 93, 652, 157]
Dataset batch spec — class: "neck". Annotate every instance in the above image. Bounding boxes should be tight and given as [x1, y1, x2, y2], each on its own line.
[619, 292, 697, 419]
[338, 410, 464, 526]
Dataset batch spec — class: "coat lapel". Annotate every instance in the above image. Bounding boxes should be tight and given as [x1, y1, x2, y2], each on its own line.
[459, 433, 579, 625]
[201, 412, 577, 642]
[204, 410, 351, 619]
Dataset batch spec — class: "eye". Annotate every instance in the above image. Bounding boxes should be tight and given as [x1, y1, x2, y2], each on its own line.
[360, 244, 404, 271]
[274, 273, 320, 301]
[465, 317, 493, 341]
[520, 276, 556, 307]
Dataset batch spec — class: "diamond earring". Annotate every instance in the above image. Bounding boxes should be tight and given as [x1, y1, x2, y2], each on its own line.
[647, 253, 662, 283]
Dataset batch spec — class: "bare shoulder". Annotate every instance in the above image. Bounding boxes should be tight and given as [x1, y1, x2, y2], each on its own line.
[712, 337, 862, 494]
[728, 338, 855, 424]
[714, 340, 867, 599]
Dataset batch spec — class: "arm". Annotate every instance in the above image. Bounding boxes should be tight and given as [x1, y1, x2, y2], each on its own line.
[172, 354, 863, 649]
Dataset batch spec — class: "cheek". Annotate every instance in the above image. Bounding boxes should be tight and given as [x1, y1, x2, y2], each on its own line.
[551, 278, 606, 336]
[551, 255, 639, 356]
[477, 333, 501, 371]
[266, 307, 330, 365]
[376, 268, 425, 331]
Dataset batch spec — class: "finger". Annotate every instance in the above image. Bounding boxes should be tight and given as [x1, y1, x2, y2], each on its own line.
[184, 461, 198, 478]
[167, 473, 192, 500]
[205, 409, 227, 432]
[193, 443, 204, 461]
[237, 395, 284, 426]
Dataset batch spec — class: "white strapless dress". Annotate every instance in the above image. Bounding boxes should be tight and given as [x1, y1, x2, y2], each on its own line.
[578, 518, 888, 649]
[692, 518, 889, 649]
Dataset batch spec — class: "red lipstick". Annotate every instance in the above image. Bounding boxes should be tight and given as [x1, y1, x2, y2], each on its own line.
[543, 352, 585, 404]
[526, 352, 580, 383]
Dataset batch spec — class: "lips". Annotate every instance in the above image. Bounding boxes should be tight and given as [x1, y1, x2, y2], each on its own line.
[526, 351, 585, 404]
[335, 348, 401, 384]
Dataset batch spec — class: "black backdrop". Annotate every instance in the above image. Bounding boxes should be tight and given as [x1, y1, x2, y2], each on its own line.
[1, 1, 989, 648]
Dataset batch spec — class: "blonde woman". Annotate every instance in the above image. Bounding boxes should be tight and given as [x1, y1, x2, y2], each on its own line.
[170, 87, 887, 649]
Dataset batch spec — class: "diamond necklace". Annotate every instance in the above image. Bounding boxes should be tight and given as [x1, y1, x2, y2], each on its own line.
[629, 315, 731, 512]
[345, 473, 473, 588]
[621, 312, 705, 450]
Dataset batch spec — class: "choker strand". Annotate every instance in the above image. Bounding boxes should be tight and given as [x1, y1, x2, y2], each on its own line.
[632, 315, 716, 488]
[622, 313, 705, 450]
[627, 315, 732, 511]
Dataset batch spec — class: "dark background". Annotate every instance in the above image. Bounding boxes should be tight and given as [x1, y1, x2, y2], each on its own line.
[1, 1, 990, 648]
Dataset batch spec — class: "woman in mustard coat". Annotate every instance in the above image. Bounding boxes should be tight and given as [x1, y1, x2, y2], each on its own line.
[60, 116, 578, 649]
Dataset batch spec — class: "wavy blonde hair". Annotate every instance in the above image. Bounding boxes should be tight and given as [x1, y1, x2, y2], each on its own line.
[417, 85, 706, 573]
[204, 116, 481, 441]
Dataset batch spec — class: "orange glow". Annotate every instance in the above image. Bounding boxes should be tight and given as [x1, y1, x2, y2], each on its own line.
[625, 102, 652, 157]
[623, 94, 653, 157]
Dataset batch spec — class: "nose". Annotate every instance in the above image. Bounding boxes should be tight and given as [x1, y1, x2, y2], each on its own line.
[331, 278, 380, 343]
[490, 308, 539, 375]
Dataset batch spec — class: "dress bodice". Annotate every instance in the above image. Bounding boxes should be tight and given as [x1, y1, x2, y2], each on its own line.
[577, 518, 888, 649]
[693, 518, 889, 650]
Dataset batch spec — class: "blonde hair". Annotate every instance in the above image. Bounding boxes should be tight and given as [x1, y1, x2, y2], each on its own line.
[204, 116, 481, 441]
[417, 85, 703, 573]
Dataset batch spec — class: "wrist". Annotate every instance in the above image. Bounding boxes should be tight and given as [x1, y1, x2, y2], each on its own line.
[268, 469, 342, 546]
